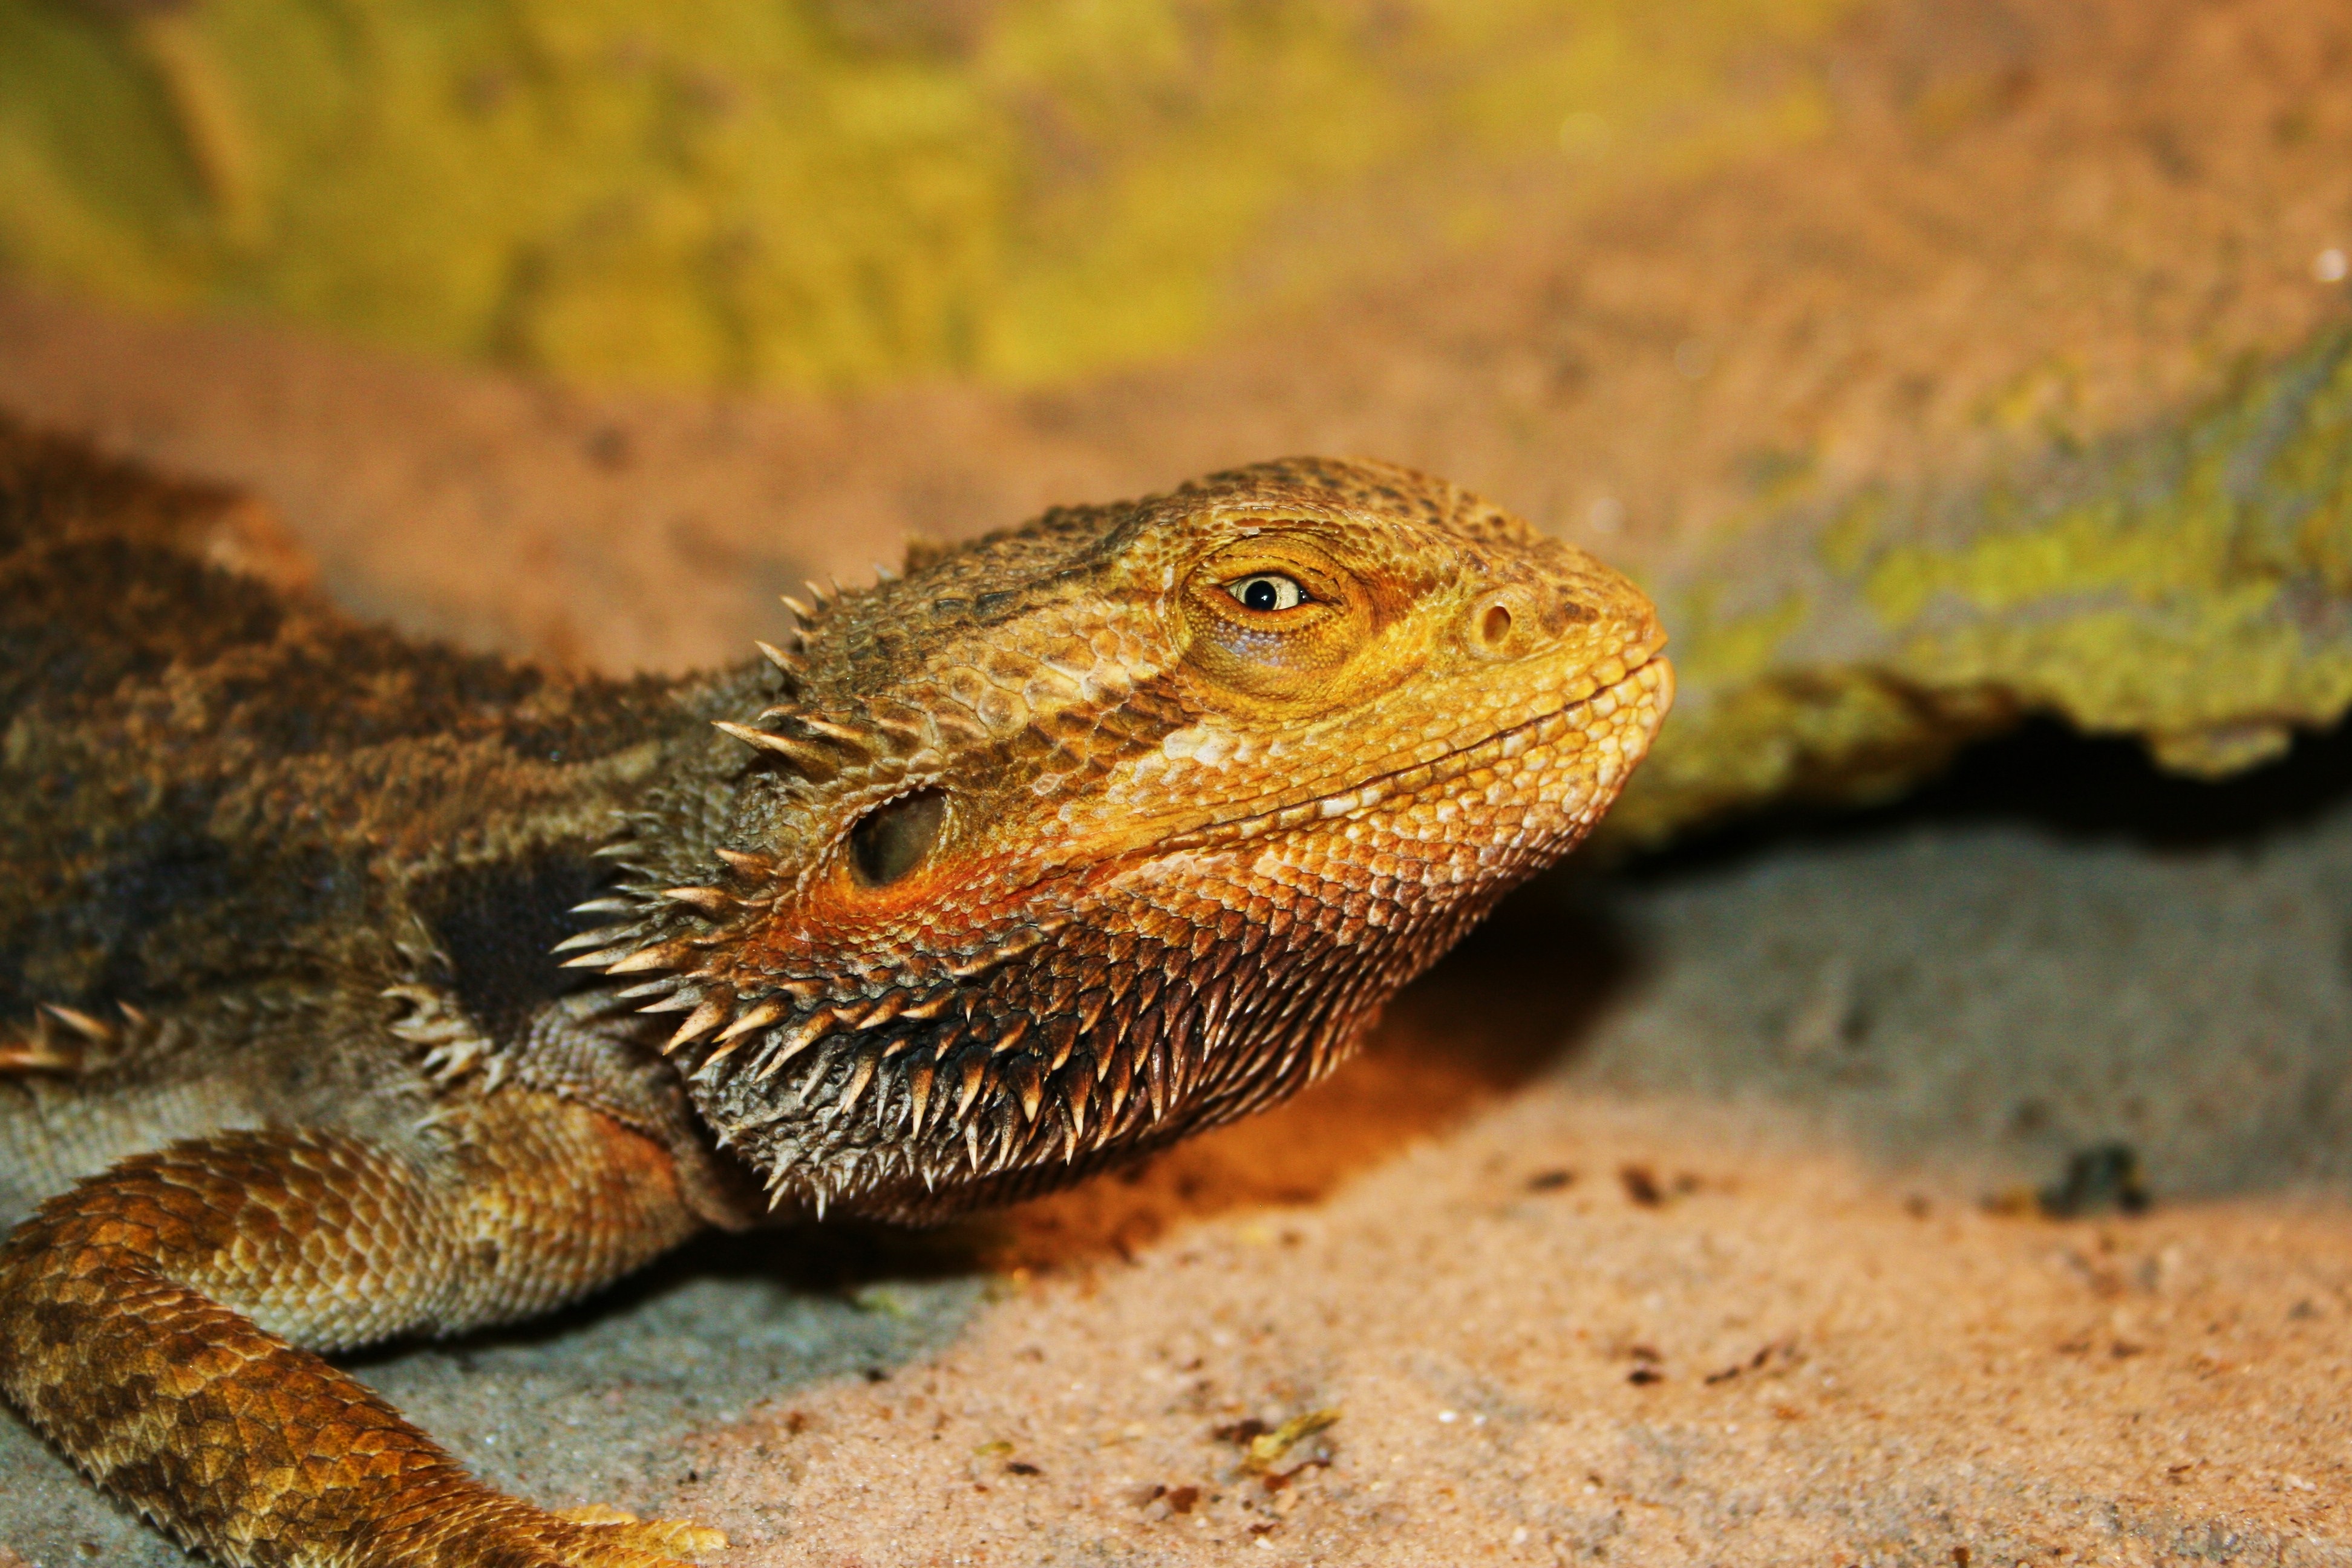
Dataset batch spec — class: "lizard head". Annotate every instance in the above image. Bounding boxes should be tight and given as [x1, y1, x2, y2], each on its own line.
[581, 458, 1670, 1219]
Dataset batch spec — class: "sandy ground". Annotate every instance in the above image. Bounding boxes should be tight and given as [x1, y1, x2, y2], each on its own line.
[5, 0, 2352, 1561]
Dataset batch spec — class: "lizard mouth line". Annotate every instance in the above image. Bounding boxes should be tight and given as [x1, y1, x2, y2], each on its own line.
[1154, 647, 1673, 857]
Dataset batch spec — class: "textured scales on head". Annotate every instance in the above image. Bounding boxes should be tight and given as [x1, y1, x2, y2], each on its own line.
[571, 457, 1673, 1220]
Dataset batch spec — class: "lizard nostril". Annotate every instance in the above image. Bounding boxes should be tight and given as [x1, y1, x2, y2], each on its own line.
[1468, 591, 1530, 659]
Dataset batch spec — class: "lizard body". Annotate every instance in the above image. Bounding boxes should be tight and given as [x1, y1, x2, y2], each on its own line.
[0, 421, 1670, 1566]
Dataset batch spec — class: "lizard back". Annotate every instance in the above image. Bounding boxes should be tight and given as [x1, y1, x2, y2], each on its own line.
[0, 422, 735, 1223]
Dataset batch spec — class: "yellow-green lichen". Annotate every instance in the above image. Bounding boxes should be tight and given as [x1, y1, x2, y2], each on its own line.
[0, 0, 1855, 390]
[1611, 322, 2352, 840]
[1667, 586, 1813, 687]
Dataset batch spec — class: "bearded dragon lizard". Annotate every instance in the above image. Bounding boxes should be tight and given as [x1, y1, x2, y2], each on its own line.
[0, 420, 1670, 1567]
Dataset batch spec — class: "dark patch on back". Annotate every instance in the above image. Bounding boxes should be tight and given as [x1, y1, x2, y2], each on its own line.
[414, 851, 610, 1045]
[0, 792, 359, 1018]
[86, 818, 353, 1005]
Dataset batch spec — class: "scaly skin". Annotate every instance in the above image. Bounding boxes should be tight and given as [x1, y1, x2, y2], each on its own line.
[0, 421, 1671, 1566]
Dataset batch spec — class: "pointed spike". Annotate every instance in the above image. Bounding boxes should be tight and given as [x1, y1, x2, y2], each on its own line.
[796, 1054, 832, 1103]
[659, 886, 734, 913]
[1145, 1039, 1169, 1122]
[753, 1021, 834, 1082]
[716, 998, 788, 1044]
[988, 1016, 1031, 1057]
[699, 1031, 757, 1073]
[964, 1118, 985, 1170]
[754, 639, 805, 676]
[1008, 1060, 1044, 1125]
[607, 941, 693, 975]
[792, 715, 870, 747]
[872, 561, 897, 583]
[616, 978, 684, 999]
[40, 1004, 114, 1044]
[712, 720, 793, 756]
[713, 720, 838, 773]
[552, 924, 636, 955]
[713, 718, 769, 748]
[1044, 1015, 1079, 1074]
[785, 1008, 844, 1051]
[562, 946, 639, 970]
[834, 1055, 877, 1120]
[805, 579, 832, 609]
[779, 593, 815, 624]
[713, 720, 777, 753]
[954, 1056, 988, 1120]
[569, 897, 635, 916]
[636, 990, 701, 1014]
[907, 1062, 936, 1135]
[664, 998, 733, 1054]
[1104, 1054, 1133, 1123]
[715, 847, 776, 875]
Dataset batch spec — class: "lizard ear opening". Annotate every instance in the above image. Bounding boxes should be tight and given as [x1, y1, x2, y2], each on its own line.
[849, 788, 947, 887]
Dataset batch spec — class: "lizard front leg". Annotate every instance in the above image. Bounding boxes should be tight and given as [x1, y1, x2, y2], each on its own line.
[0, 1091, 719, 1567]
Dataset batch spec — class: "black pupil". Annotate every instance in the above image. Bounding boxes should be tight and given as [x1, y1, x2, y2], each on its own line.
[1243, 578, 1281, 611]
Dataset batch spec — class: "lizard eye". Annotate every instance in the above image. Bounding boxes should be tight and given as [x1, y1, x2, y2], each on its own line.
[849, 788, 947, 887]
[1180, 538, 1379, 699]
[1225, 573, 1308, 613]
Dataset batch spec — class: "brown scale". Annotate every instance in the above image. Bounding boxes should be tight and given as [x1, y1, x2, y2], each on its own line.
[1, 422, 1669, 1566]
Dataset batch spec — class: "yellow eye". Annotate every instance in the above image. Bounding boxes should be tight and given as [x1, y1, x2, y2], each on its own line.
[1225, 573, 1309, 612]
